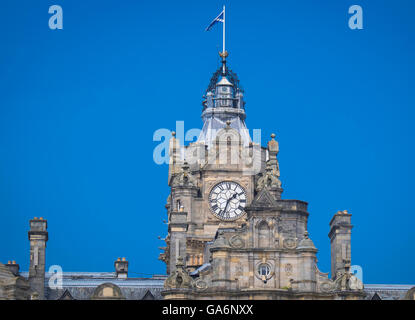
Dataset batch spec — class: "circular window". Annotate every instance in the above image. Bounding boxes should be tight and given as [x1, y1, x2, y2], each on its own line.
[258, 263, 271, 277]
[254, 262, 274, 281]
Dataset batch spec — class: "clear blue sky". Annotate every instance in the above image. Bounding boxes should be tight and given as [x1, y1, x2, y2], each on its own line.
[0, 0, 414, 284]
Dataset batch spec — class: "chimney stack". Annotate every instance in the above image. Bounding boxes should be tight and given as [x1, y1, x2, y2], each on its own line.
[6, 260, 20, 276]
[28, 217, 48, 299]
[328, 210, 353, 280]
[114, 257, 128, 279]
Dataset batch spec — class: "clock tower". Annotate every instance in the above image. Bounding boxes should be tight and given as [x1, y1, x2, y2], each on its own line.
[159, 53, 282, 274]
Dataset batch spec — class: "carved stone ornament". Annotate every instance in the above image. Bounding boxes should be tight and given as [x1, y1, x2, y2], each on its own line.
[283, 238, 297, 249]
[164, 257, 193, 289]
[255, 162, 281, 191]
[348, 275, 364, 290]
[297, 231, 316, 249]
[229, 235, 245, 248]
[320, 281, 335, 292]
[193, 279, 208, 291]
[235, 264, 243, 276]
[267, 135, 279, 153]
[250, 188, 278, 208]
[171, 162, 198, 188]
[334, 272, 363, 291]
[284, 263, 293, 276]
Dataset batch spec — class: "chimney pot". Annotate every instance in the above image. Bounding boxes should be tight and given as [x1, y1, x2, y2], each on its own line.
[6, 261, 20, 275]
[114, 257, 129, 279]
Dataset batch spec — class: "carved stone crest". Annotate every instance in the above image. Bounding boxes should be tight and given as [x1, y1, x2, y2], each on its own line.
[229, 235, 245, 248]
[235, 264, 243, 277]
[320, 282, 335, 292]
[283, 238, 297, 249]
[284, 263, 293, 276]
[193, 279, 208, 291]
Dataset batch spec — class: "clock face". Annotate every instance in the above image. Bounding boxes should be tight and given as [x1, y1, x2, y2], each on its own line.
[208, 181, 247, 221]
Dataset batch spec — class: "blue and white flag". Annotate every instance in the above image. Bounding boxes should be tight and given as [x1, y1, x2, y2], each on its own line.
[205, 9, 224, 31]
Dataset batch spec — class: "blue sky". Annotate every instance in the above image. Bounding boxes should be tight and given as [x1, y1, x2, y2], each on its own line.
[0, 0, 414, 284]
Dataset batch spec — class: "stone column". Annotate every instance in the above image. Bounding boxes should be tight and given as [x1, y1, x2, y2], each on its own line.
[168, 211, 188, 273]
[297, 232, 318, 292]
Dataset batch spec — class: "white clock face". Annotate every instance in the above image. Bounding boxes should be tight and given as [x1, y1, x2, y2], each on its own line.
[208, 181, 247, 221]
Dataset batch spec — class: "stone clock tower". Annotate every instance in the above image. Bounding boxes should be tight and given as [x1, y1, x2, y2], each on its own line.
[159, 52, 267, 274]
[160, 52, 365, 300]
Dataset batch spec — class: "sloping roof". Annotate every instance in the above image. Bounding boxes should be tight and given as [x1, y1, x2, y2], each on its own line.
[364, 284, 415, 300]
[19, 271, 166, 300]
[0, 263, 15, 279]
[364, 284, 414, 290]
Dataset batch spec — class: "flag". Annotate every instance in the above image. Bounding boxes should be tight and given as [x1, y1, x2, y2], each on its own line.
[205, 9, 224, 31]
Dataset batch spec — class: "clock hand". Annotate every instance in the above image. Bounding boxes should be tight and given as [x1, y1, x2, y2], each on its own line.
[224, 193, 237, 213]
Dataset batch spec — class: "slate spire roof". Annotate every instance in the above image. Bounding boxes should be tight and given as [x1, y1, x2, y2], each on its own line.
[198, 53, 251, 148]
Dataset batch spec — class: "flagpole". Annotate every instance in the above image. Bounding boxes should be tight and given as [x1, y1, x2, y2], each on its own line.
[223, 5, 226, 54]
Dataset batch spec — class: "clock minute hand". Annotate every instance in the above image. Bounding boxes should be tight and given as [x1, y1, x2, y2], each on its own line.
[224, 193, 237, 213]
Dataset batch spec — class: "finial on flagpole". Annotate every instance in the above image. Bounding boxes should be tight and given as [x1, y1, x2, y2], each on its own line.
[219, 51, 228, 75]
[219, 51, 228, 59]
